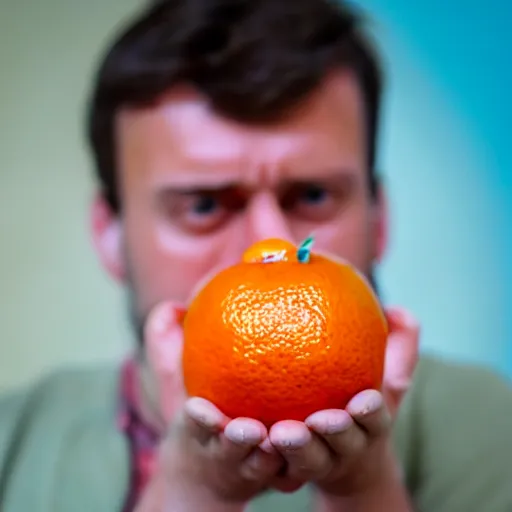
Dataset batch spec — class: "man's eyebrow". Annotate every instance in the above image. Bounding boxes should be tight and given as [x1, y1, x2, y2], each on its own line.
[157, 183, 241, 195]
[291, 173, 355, 184]
[153, 168, 358, 194]
[284, 169, 358, 188]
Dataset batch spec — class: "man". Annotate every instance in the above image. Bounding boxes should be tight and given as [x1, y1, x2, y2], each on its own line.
[1, 0, 511, 510]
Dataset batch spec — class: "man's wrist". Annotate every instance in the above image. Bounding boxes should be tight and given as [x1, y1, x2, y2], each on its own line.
[163, 478, 249, 512]
[315, 480, 411, 512]
[314, 449, 412, 512]
[136, 471, 247, 512]
[165, 488, 246, 512]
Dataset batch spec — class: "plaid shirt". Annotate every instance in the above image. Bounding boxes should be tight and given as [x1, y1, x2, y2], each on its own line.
[117, 358, 160, 512]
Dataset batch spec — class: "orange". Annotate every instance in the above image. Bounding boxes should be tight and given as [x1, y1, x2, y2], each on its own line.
[182, 237, 388, 427]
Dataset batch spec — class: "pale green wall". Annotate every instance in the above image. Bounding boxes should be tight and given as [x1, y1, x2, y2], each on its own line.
[0, 1, 142, 392]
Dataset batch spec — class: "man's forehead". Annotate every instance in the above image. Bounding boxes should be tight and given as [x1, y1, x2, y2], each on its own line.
[118, 70, 364, 133]
[116, 70, 367, 186]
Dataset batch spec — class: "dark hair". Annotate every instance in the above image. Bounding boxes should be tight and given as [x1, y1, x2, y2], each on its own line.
[86, 0, 383, 213]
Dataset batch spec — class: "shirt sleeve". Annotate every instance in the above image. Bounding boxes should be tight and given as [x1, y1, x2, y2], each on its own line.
[0, 387, 31, 503]
[412, 358, 512, 512]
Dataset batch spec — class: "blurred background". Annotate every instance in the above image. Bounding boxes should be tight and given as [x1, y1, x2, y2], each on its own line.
[0, 0, 510, 393]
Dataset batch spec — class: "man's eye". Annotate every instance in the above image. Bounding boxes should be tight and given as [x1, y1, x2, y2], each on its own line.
[191, 194, 220, 215]
[283, 183, 341, 222]
[300, 184, 328, 204]
[160, 191, 236, 235]
[180, 193, 228, 233]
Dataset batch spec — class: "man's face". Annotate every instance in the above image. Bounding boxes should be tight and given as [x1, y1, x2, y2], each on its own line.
[102, 71, 386, 334]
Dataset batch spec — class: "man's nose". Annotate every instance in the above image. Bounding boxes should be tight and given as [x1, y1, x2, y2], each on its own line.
[246, 192, 293, 244]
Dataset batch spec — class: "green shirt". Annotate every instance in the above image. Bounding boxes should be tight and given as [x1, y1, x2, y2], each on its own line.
[0, 355, 511, 511]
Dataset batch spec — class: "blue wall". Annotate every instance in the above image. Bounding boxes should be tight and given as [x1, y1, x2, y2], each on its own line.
[356, 0, 512, 375]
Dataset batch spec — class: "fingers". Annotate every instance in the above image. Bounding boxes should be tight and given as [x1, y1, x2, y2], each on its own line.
[305, 409, 365, 456]
[184, 397, 229, 443]
[178, 391, 391, 498]
[222, 418, 267, 462]
[145, 301, 187, 423]
[268, 390, 390, 484]
[184, 397, 281, 481]
[384, 306, 420, 415]
[307, 390, 390, 447]
[384, 306, 419, 390]
[346, 390, 391, 437]
[269, 420, 332, 481]
[304, 391, 387, 462]
[162, 396, 284, 503]
[239, 447, 284, 481]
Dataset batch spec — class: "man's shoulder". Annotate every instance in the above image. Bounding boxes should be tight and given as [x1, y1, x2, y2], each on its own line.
[398, 353, 512, 440]
[0, 363, 121, 470]
[0, 363, 129, 511]
[412, 353, 511, 408]
[396, 354, 512, 511]
[0, 362, 120, 419]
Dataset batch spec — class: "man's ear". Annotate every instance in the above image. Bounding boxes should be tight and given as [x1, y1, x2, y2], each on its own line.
[372, 184, 388, 263]
[89, 194, 126, 282]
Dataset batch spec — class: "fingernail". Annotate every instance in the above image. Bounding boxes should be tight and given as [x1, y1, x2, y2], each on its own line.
[194, 413, 217, 429]
[349, 391, 383, 415]
[270, 424, 311, 450]
[327, 415, 352, 433]
[224, 422, 262, 445]
[185, 398, 222, 429]
[306, 410, 352, 435]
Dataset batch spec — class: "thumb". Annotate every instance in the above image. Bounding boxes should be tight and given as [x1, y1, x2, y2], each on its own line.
[383, 306, 420, 416]
[145, 301, 187, 425]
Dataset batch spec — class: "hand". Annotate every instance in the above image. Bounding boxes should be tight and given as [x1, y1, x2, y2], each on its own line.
[266, 307, 419, 498]
[139, 302, 418, 508]
[138, 302, 286, 511]
[163, 398, 285, 504]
